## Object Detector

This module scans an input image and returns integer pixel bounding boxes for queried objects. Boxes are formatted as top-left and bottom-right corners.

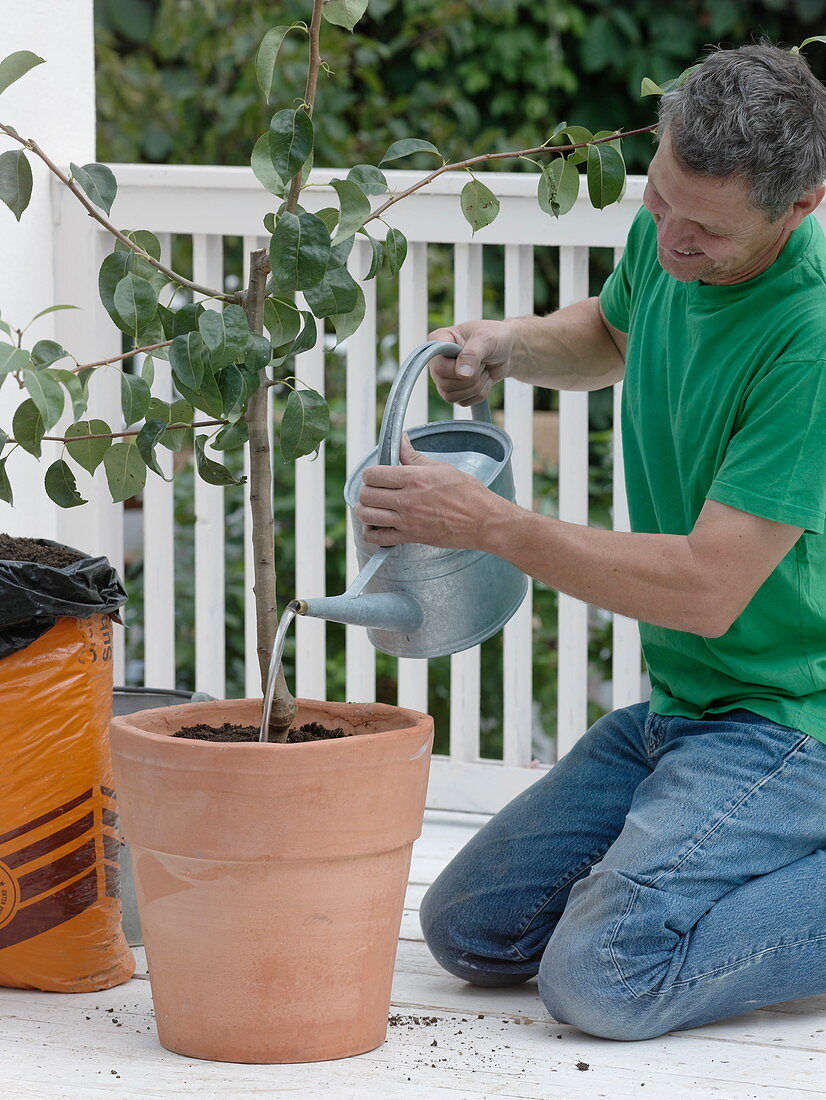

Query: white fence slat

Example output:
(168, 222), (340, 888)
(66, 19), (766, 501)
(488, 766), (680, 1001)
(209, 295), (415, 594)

(397, 243), (430, 713)
(141, 231), (176, 689)
(556, 246), (590, 758)
(609, 245), (643, 710)
(294, 306), (327, 701)
(448, 244), (484, 762)
(611, 378), (643, 710)
(502, 245), (534, 767)
(192, 234), (226, 697)
(241, 236), (264, 698)
(345, 240), (377, 702)
(48, 202), (125, 679)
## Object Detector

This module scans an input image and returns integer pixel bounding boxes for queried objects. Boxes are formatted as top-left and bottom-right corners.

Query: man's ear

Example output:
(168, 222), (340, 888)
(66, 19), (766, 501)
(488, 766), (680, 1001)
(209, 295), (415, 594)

(786, 184), (825, 229)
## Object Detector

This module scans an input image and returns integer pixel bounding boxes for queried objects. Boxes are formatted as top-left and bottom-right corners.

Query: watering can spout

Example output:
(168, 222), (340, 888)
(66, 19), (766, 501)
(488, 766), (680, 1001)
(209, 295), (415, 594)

(295, 591), (424, 635)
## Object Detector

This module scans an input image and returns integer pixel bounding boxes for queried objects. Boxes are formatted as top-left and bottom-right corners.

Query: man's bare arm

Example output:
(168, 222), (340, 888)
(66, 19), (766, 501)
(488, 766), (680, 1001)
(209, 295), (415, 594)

(356, 446), (803, 638)
(428, 296), (626, 405)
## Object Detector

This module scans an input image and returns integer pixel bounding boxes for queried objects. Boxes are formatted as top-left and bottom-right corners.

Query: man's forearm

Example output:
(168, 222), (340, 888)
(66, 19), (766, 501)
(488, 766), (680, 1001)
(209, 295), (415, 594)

(505, 297), (625, 392)
(481, 500), (724, 637)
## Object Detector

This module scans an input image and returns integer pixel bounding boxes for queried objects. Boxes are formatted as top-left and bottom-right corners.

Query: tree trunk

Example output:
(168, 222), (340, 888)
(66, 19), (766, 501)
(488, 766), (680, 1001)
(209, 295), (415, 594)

(243, 248), (296, 742)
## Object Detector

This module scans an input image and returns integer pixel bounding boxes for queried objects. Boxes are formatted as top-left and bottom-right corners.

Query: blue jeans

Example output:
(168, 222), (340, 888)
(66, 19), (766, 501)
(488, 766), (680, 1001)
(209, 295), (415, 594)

(420, 704), (826, 1040)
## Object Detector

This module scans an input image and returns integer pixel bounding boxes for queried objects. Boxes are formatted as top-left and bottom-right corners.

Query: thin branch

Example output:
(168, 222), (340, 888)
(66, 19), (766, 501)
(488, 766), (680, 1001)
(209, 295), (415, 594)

(286, 0), (326, 213)
(366, 124), (657, 225)
(73, 339), (174, 372)
(13, 419), (226, 445)
(0, 122), (239, 304)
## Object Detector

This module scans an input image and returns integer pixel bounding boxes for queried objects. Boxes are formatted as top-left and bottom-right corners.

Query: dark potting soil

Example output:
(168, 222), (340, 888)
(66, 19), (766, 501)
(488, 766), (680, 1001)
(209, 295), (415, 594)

(171, 720), (351, 744)
(0, 533), (85, 568)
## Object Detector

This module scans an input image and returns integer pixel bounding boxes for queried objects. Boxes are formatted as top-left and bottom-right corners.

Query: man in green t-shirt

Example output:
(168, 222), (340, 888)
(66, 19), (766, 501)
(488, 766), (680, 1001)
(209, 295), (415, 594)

(356, 44), (826, 1040)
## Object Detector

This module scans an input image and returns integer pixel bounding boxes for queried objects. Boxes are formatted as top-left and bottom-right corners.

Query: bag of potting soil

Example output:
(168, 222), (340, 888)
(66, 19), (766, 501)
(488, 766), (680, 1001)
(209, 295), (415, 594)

(0, 536), (134, 992)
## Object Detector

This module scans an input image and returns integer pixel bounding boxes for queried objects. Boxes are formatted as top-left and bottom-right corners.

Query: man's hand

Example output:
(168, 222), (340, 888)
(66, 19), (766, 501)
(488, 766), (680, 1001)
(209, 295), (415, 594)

(428, 321), (515, 407)
(355, 436), (506, 549)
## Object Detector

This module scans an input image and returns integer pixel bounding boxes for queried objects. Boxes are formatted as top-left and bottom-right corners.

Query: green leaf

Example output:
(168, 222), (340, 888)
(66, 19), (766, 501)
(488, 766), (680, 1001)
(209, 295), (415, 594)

(113, 273), (158, 333)
(212, 420), (249, 451)
(268, 108), (313, 184)
(65, 420), (111, 473)
(21, 368), (64, 429)
(137, 418), (173, 479)
(218, 363), (246, 420)
(460, 179), (500, 233)
(347, 164), (388, 196)
(256, 25), (293, 101)
(45, 459), (87, 508)
(194, 435), (245, 486)
(270, 210), (332, 292)
(360, 232), (384, 280)
(322, 0), (369, 31)
(303, 263), (360, 318)
(31, 339), (68, 368)
(251, 132), (287, 197)
(0, 457), (11, 505)
(280, 387), (330, 460)
(0, 149), (33, 221)
(264, 297), (301, 349)
(379, 138), (441, 167)
(798, 36), (826, 51)
(114, 229), (162, 261)
(70, 162), (117, 216)
(0, 427), (8, 455)
(121, 371), (152, 426)
(146, 398), (192, 452)
(0, 50), (45, 96)
(290, 311), (318, 357)
(330, 177), (372, 244)
(51, 369), (88, 421)
(172, 302), (205, 337)
(141, 353), (155, 386)
(538, 157), (580, 218)
(587, 143), (626, 210)
(198, 304), (250, 367)
(12, 399), (44, 457)
(25, 303), (80, 327)
(385, 227), (408, 275)
(245, 332), (272, 374)
(640, 76), (665, 97)
(0, 342), (31, 377)
(315, 206), (339, 234)
(169, 331), (207, 390)
(104, 439), (147, 502)
(548, 126), (593, 165)
(329, 284), (365, 347)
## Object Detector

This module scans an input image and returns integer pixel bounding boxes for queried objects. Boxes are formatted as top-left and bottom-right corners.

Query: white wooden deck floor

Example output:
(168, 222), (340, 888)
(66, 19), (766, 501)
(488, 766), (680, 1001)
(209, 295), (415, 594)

(1, 810), (823, 1099)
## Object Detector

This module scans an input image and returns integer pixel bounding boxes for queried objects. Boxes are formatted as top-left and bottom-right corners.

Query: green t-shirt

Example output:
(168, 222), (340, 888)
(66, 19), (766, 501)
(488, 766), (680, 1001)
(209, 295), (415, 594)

(600, 207), (826, 743)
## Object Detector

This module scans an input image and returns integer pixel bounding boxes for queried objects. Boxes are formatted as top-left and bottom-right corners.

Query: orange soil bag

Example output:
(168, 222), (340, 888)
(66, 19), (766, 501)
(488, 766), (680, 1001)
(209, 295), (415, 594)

(0, 614), (134, 991)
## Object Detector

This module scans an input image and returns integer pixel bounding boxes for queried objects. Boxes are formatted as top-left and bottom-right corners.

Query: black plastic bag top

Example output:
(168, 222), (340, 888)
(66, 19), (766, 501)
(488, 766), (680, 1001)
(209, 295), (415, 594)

(0, 538), (127, 659)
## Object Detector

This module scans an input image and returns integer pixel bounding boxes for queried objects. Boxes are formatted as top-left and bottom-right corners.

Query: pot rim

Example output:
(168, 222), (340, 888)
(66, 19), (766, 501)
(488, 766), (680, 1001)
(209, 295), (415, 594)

(110, 696), (433, 756)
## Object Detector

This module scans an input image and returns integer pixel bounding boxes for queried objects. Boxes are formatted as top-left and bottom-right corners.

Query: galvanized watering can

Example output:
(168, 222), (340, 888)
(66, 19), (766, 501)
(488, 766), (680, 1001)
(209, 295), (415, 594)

(294, 341), (528, 658)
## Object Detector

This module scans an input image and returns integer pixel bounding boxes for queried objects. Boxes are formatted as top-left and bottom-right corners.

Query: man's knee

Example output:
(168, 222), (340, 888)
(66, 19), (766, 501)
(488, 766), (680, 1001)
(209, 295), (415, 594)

(420, 875), (536, 988)
(537, 872), (675, 1041)
(538, 922), (659, 1040)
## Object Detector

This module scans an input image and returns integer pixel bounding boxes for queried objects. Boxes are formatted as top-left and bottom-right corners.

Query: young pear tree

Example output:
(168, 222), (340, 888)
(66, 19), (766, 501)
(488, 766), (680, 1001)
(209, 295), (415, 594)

(0, 0), (686, 739)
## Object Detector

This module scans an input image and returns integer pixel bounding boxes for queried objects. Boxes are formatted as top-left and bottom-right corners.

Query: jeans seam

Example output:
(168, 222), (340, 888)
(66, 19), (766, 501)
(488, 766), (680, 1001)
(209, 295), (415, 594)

(509, 849), (609, 962)
(648, 732), (812, 888)
(607, 878), (645, 999)
(641, 932), (826, 994)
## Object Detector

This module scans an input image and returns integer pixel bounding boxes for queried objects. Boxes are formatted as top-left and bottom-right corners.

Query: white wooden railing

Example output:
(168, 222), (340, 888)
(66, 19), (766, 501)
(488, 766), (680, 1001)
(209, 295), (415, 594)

(43, 166), (648, 813)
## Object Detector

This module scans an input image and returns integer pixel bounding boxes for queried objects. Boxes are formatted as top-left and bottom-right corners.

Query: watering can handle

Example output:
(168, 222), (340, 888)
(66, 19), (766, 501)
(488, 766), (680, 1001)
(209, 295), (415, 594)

(376, 341), (493, 467)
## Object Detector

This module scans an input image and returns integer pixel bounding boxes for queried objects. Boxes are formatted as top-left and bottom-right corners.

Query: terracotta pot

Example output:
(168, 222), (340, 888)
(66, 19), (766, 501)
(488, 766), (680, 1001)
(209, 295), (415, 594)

(108, 697), (433, 1064)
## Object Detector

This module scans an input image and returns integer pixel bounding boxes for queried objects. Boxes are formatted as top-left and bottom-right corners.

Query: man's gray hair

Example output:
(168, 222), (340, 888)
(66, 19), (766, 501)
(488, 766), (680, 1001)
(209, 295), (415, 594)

(658, 44), (826, 221)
